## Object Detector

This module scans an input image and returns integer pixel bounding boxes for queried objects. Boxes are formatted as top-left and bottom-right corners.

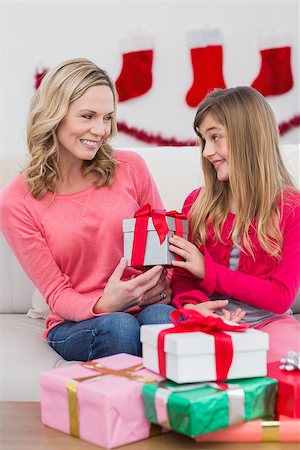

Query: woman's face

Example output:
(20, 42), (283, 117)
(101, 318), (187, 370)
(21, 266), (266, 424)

(56, 85), (114, 164)
(198, 113), (229, 182)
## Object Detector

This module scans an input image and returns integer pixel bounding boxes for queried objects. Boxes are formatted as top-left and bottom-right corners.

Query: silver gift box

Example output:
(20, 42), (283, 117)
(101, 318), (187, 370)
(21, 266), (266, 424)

(123, 216), (188, 267)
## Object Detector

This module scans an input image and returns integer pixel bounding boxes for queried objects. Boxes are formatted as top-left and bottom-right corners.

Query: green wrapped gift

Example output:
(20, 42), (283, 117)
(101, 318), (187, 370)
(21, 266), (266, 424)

(142, 377), (277, 437)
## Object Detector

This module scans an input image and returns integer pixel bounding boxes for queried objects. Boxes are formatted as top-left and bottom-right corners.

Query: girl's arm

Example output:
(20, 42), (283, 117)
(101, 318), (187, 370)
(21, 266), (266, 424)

(170, 203), (300, 314)
(170, 188), (210, 308)
(171, 265), (210, 309)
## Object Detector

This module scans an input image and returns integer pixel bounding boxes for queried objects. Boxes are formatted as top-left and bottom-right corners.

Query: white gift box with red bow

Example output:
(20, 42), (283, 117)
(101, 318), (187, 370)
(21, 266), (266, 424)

(141, 323), (269, 383)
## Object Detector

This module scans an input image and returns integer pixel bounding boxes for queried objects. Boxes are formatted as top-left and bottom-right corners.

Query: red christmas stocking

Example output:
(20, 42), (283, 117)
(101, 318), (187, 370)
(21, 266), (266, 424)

(185, 29), (226, 107)
(251, 32), (293, 96)
(34, 67), (49, 89)
(115, 32), (154, 102)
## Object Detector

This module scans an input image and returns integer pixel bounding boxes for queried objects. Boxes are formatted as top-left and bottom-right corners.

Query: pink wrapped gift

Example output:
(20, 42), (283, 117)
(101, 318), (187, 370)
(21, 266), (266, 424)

(40, 353), (164, 449)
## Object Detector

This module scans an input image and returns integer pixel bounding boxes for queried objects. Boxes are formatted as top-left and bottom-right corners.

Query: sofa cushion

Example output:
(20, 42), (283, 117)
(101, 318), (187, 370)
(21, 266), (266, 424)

(27, 289), (50, 320)
(0, 234), (35, 313)
(0, 314), (77, 401)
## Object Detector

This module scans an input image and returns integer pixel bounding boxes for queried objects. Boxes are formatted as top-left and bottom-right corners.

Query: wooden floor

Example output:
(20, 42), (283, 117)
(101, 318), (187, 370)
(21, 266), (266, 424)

(0, 402), (299, 450)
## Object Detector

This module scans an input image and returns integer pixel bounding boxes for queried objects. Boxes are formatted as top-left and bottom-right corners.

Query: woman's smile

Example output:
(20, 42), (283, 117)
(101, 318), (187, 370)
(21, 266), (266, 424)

(80, 138), (100, 150)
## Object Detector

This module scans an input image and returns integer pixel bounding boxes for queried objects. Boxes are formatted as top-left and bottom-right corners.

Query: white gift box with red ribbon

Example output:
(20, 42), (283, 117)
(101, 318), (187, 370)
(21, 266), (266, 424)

(141, 322), (269, 384)
(123, 204), (188, 268)
(123, 216), (188, 267)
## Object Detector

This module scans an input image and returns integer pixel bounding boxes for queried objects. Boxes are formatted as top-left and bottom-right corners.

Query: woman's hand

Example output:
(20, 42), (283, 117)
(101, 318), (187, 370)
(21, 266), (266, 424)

(183, 300), (246, 323)
(93, 258), (164, 313)
(139, 269), (171, 308)
(169, 234), (205, 278)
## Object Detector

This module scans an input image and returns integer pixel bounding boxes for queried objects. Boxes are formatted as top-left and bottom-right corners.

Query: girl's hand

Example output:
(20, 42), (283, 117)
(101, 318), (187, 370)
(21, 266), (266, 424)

(94, 258), (164, 313)
(183, 300), (246, 323)
(220, 307), (246, 323)
(139, 269), (172, 308)
(169, 234), (205, 278)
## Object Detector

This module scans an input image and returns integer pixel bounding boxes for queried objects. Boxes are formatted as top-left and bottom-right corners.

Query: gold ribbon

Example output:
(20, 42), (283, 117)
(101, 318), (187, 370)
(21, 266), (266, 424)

(66, 361), (158, 438)
(261, 419), (280, 442)
(66, 379), (81, 438)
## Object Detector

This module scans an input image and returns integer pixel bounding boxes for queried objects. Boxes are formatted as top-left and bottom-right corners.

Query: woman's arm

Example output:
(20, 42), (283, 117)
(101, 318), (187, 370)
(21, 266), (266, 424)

(0, 183), (105, 322)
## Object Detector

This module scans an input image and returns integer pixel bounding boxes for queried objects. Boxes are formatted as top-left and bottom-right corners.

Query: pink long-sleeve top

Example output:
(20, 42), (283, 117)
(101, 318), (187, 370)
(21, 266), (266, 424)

(171, 188), (300, 314)
(0, 150), (164, 337)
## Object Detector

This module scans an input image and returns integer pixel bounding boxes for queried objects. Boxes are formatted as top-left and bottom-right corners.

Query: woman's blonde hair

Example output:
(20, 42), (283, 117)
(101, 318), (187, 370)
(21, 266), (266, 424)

(25, 58), (118, 198)
(191, 86), (296, 259)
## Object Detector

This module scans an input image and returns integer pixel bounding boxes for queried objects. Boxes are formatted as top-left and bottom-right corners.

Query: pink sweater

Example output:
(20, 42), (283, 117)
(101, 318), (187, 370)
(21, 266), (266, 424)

(171, 188), (300, 314)
(0, 150), (164, 337)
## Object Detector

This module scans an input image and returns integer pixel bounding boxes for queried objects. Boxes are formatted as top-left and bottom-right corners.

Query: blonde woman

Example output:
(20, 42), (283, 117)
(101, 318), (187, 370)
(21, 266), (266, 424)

(0, 58), (240, 361)
(0, 58), (177, 361)
(169, 86), (300, 362)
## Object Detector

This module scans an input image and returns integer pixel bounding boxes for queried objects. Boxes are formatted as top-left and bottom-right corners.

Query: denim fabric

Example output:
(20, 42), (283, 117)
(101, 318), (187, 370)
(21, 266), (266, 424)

(48, 303), (175, 361)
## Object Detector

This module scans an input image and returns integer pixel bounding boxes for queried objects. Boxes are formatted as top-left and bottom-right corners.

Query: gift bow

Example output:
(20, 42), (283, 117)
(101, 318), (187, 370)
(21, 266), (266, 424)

(158, 308), (249, 381)
(131, 203), (187, 267)
(279, 350), (300, 371)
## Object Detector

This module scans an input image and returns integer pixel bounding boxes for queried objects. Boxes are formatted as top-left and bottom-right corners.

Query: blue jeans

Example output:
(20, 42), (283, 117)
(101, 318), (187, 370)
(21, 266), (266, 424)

(48, 304), (175, 361)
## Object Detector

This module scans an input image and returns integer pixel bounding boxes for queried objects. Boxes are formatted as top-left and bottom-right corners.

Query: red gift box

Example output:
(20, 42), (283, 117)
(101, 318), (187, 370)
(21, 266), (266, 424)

(195, 415), (300, 442)
(267, 361), (300, 418)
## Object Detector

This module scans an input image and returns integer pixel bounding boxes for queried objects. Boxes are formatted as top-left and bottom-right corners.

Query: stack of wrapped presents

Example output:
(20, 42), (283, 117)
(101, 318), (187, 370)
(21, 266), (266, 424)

(39, 207), (300, 448)
(140, 313), (300, 443)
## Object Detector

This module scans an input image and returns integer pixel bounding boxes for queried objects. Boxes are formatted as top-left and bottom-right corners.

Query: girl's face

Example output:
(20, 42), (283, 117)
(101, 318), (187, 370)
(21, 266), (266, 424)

(56, 85), (114, 165)
(198, 113), (229, 182)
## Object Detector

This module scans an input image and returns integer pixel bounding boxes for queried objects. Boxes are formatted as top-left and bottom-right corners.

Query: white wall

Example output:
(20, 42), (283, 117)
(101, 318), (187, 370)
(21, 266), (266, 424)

(0, 0), (299, 159)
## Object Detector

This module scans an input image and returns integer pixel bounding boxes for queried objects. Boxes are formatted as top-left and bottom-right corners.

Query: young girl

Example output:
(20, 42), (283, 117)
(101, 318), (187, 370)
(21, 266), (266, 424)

(169, 86), (300, 363)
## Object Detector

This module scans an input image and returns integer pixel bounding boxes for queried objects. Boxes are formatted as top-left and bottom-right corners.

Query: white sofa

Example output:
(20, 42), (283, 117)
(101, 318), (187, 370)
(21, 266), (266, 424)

(0, 145), (299, 401)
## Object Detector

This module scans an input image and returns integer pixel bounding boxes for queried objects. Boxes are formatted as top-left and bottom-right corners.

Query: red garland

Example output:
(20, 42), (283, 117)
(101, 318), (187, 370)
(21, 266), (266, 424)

(279, 114), (300, 136)
(118, 114), (300, 146)
(117, 122), (197, 146)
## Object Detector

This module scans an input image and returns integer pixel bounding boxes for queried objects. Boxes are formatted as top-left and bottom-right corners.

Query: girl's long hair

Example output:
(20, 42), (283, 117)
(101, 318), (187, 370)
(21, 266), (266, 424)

(25, 58), (118, 198)
(191, 86), (297, 259)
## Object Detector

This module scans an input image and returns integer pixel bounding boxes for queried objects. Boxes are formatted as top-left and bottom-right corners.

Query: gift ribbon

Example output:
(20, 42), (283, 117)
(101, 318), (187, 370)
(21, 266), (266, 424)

(157, 309), (249, 380)
(66, 361), (158, 438)
(226, 384), (245, 425)
(131, 203), (187, 267)
(261, 420), (280, 441)
(279, 350), (300, 371)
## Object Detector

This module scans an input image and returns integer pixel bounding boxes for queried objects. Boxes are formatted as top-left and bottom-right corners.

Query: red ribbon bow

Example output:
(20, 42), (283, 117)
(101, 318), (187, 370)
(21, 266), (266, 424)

(131, 204), (187, 267)
(158, 308), (249, 381)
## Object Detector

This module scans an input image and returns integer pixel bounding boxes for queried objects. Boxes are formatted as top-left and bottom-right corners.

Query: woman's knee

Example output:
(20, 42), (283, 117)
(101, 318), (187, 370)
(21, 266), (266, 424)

(48, 313), (142, 361)
(137, 303), (175, 325)
(48, 321), (97, 361)
(97, 312), (140, 336)
(90, 312), (142, 358)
